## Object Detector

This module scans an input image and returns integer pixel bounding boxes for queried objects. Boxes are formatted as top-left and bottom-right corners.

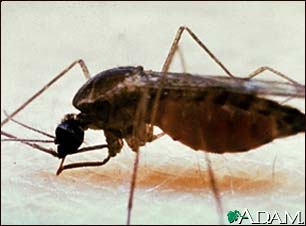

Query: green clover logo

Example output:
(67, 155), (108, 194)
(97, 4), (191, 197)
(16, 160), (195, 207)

(227, 210), (248, 223)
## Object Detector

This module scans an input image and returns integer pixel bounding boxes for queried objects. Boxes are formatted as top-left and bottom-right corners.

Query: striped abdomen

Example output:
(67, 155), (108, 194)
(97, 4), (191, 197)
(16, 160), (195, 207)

(154, 89), (305, 153)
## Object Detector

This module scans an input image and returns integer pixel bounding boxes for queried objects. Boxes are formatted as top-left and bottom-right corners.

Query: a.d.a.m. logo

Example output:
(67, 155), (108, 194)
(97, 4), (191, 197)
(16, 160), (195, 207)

(227, 209), (304, 224)
(227, 210), (248, 223)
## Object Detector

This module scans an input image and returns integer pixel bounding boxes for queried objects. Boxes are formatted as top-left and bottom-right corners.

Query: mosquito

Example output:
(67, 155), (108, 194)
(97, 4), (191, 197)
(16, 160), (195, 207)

(1, 26), (305, 225)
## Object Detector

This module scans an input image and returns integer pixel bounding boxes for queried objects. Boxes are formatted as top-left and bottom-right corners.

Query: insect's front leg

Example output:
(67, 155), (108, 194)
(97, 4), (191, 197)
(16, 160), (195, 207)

(1, 59), (91, 127)
(55, 131), (123, 175)
(55, 130), (123, 175)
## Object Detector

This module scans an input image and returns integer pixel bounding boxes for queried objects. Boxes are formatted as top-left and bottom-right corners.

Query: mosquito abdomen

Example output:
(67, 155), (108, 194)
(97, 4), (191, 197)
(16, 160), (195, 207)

(154, 89), (305, 154)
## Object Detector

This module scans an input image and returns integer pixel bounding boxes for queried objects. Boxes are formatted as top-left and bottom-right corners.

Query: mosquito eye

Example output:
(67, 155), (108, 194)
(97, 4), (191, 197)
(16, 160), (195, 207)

(55, 120), (84, 158)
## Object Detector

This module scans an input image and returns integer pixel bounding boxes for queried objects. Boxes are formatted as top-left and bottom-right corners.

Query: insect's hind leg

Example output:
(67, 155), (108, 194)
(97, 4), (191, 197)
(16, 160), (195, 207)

(246, 66), (304, 104)
(205, 153), (224, 224)
(1, 59), (91, 127)
(246, 66), (301, 85)
(151, 26), (239, 128)
(151, 26), (237, 125)
(246, 67), (304, 175)
(161, 26), (235, 78)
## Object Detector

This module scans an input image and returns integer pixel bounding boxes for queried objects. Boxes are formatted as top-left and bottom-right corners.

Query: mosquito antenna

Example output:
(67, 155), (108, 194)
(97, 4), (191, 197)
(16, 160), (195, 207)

(4, 110), (55, 138)
(1, 138), (54, 143)
(1, 130), (58, 157)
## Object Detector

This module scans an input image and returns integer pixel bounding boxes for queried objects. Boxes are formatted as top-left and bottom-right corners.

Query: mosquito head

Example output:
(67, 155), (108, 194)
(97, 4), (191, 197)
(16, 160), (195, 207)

(55, 114), (84, 158)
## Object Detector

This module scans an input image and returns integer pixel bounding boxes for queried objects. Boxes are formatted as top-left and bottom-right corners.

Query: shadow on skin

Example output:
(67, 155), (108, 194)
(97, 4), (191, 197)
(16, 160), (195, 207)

(47, 161), (289, 195)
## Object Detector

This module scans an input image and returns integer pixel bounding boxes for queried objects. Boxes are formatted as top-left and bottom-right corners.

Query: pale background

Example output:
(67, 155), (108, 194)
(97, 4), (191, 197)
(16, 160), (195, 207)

(1, 2), (305, 225)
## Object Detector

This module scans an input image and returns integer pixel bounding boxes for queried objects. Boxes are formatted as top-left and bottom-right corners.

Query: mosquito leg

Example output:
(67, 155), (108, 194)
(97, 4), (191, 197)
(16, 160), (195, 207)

(246, 66), (302, 104)
(151, 26), (236, 128)
(127, 148), (140, 225)
(56, 154), (111, 175)
(205, 153), (224, 225)
(58, 132), (119, 175)
(246, 66), (301, 85)
(1, 138), (53, 143)
(1, 59), (90, 127)
(161, 26), (235, 78)
(125, 83), (153, 224)
(1, 130), (58, 157)
(1, 129), (110, 159)
(3, 110), (55, 138)
(129, 26), (233, 224)
(196, 124), (223, 224)
(125, 111), (163, 225)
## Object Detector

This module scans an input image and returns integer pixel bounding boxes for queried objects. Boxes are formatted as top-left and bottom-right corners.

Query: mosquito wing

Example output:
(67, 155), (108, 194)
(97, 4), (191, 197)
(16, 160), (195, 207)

(142, 71), (305, 98)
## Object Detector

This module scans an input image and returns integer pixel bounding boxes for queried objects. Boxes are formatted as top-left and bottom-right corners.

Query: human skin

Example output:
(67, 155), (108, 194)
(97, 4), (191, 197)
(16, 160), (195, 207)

(1, 2), (305, 224)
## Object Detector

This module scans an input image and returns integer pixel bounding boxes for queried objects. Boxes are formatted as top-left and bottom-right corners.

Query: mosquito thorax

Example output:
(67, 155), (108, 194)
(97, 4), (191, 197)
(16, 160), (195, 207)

(54, 114), (84, 158)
